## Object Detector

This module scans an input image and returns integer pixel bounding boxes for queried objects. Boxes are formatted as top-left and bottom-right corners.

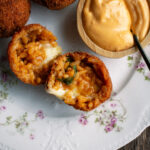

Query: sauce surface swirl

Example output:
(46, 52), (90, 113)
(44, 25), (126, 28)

(82, 0), (150, 51)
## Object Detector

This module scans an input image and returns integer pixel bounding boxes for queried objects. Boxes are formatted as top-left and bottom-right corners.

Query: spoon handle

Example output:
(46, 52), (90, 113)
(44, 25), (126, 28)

(133, 34), (150, 71)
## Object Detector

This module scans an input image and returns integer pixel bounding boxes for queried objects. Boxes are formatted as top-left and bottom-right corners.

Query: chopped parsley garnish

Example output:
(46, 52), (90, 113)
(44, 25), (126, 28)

(66, 56), (74, 63)
(57, 65), (77, 85)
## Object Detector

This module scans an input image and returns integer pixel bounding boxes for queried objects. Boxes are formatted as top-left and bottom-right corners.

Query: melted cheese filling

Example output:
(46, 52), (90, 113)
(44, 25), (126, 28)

(47, 58), (104, 106)
(49, 87), (68, 98)
(16, 41), (61, 84)
(48, 86), (79, 99)
(41, 43), (62, 64)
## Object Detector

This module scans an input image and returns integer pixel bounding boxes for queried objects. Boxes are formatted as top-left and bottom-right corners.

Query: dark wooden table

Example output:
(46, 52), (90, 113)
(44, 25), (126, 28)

(119, 127), (150, 150)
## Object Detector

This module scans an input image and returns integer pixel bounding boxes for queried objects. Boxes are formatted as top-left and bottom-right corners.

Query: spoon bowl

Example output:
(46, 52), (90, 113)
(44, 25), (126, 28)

(77, 0), (150, 58)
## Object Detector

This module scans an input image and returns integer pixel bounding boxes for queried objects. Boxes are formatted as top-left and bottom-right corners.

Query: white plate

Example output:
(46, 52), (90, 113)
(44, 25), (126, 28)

(0, 2), (150, 150)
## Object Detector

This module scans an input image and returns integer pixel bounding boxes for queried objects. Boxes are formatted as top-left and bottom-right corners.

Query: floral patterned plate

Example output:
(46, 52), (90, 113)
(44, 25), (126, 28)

(0, 2), (150, 150)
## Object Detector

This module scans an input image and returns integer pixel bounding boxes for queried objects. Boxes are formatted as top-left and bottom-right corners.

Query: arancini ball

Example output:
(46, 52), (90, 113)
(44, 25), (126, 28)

(8, 24), (62, 85)
(33, 0), (75, 10)
(46, 52), (112, 111)
(0, 0), (30, 37)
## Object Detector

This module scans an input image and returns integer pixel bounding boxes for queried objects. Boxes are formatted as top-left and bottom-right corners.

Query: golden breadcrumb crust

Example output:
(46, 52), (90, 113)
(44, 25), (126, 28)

(8, 24), (59, 85)
(0, 0), (30, 37)
(46, 52), (112, 111)
(33, 0), (75, 10)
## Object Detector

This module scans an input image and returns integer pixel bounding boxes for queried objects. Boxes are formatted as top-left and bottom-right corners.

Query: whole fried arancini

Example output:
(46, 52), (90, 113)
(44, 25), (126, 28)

(33, 0), (75, 10)
(46, 52), (112, 111)
(0, 0), (30, 37)
(8, 24), (62, 85)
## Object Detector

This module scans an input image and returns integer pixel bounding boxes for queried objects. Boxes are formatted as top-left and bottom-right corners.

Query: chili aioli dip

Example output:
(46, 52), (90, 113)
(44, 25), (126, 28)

(82, 0), (150, 51)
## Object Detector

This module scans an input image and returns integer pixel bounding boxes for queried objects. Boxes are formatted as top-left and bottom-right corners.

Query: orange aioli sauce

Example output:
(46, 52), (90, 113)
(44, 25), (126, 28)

(82, 0), (150, 51)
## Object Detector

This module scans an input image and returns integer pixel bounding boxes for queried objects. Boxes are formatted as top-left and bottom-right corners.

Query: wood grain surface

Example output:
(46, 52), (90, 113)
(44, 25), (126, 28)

(119, 127), (150, 150)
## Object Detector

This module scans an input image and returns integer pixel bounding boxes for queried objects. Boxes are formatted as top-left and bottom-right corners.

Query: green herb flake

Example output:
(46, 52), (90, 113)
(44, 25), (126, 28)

(95, 118), (99, 123)
(57, 65), (77, 85)
(58, 77), (74, 85)
(145, 76), (150, 81)
(66, 56), (73, 63)
(127, 56), (133, 61)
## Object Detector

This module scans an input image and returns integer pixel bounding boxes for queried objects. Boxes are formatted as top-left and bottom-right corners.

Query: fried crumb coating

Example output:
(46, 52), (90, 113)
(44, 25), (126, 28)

(0, 0), (30, 37)
(33, 0), (75, 10)
(8, 24), (62, 85)
(46, 52), (112, 111)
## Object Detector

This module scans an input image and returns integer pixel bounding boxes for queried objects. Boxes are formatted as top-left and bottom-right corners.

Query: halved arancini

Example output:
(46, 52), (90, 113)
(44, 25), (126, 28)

(46, 52), (112, 111)
(8, 24), (62, 85)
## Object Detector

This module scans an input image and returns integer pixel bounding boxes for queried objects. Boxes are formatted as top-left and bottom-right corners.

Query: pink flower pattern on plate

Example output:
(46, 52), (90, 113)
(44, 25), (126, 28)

(36, 110), (45, 119)
(79, 114), (88, 125)
(128, 55), (150, 81)
(79, 100), (126, 133)
(0, 106), (6, 111)
(105, 125), (113, 132)
(111, 116), (117, 125)
(110, 103), (117, 108)
(0, 55), (46, 140)
(136, 62), (145, 69)
(30, 134), (35, 140)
